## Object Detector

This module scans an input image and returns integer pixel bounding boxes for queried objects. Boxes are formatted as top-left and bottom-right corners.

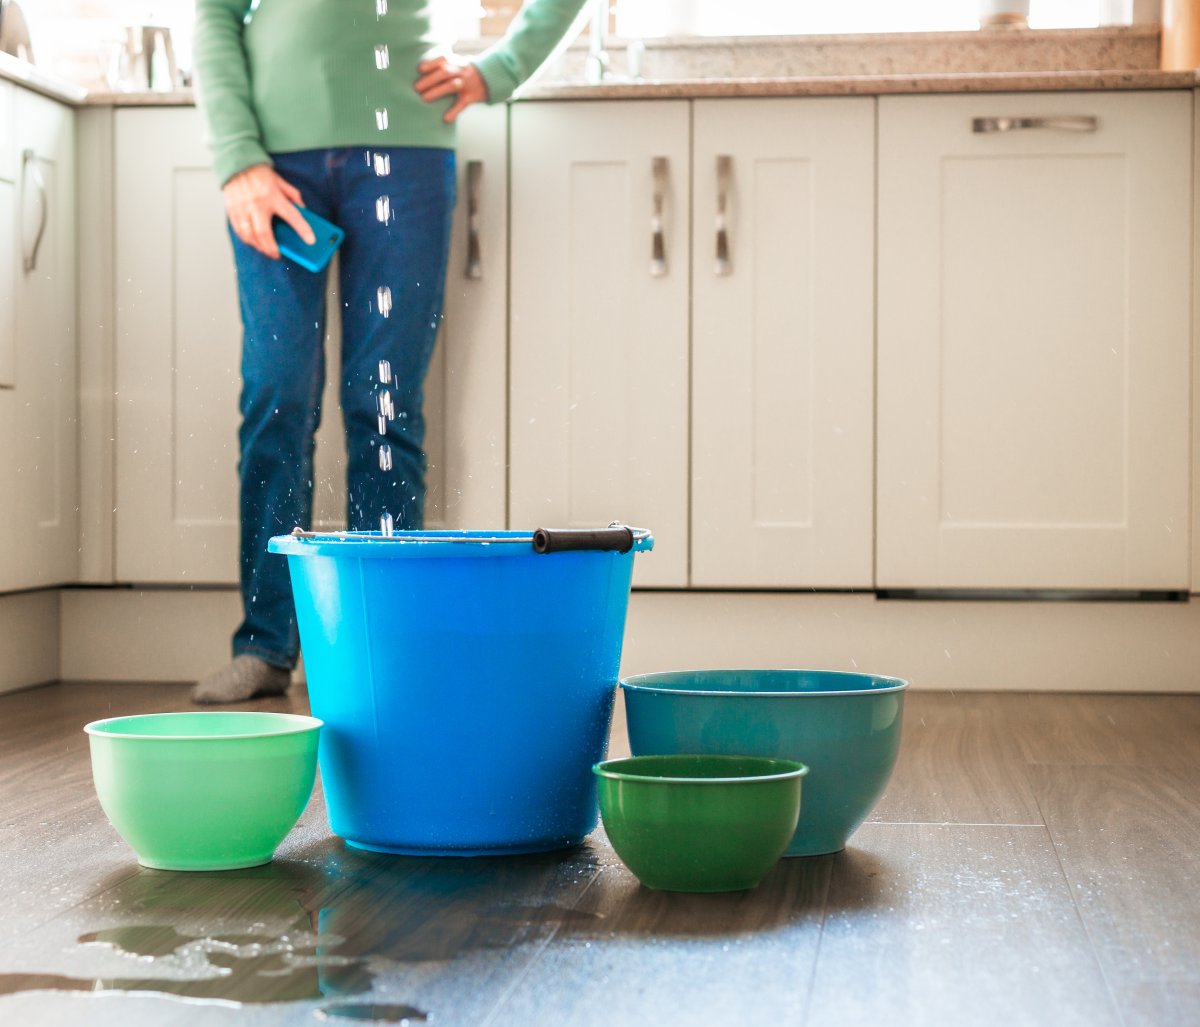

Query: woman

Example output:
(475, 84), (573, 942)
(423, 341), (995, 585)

(191, 0), (587, 703)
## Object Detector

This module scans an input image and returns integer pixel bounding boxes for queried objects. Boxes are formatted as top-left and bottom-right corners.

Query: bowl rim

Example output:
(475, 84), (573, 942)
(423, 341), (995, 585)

(620, 668), (909, 698)
(84, 711), (324, 741)
(593, 754), (809, 785)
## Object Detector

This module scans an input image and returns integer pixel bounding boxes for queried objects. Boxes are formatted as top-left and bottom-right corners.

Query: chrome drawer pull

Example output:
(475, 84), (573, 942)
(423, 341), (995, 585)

(972, 115), (1099, 134)
(715, 154), (732, 276)
(650, 156), (668, 277)
(465, 159), (482, 280)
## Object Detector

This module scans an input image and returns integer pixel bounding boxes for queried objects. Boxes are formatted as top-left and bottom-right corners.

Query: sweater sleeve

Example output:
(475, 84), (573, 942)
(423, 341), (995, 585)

(192, 0), (271, 186)
(473, 0), (590, 104)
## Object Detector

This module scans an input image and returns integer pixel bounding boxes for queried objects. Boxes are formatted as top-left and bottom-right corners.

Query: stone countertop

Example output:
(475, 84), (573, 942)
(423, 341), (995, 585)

(519, 68), (1200, 100)
(0, 51), (86, 104)
(67, 68), (1200, 109)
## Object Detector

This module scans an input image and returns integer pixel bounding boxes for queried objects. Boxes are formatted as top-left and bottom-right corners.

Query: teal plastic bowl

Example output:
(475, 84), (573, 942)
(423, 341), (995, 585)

(595, 755), (808, 893)
(85, 712), (322, 871)
(620, 670), (907, 856)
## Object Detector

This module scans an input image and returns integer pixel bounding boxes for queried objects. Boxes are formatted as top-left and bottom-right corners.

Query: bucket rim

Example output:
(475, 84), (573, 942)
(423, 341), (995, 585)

(269, 528), (654, 557)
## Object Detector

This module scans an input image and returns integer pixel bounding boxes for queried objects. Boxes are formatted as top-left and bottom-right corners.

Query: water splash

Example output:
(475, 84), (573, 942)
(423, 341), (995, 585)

(376, 286), (392, 318)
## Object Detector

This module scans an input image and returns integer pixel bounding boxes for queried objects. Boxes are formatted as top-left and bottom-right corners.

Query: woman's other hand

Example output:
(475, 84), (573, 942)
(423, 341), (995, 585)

(223, 165), (314, 259)
(415, 56), (488, 123)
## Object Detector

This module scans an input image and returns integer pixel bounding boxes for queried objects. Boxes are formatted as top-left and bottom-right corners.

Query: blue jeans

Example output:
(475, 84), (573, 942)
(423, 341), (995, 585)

(228, 147), (456, 668)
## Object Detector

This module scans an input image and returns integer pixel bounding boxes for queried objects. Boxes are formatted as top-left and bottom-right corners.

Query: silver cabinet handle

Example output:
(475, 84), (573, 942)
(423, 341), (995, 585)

(21, 149), (48, 275)
(465, 159), (482, 280)
(715, 154), (732, 276)
(650, 156), (668, 277)
(972, 115), (1098, 134)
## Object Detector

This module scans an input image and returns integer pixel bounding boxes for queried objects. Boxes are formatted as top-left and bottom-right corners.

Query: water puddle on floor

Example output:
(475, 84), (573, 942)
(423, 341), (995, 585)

(0, 842), (603, 1015)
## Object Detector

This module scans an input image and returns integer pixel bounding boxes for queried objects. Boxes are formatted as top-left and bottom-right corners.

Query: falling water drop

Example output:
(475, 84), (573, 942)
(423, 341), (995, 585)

(375, 108), (389, 131)
(373, 153), (391, 177)
(377, 414), (387, 435)
(376, 286), (392, 318)
(375, 196), (391, 223)
(375, 44), (390, 70)
(378, 390), (395, 421)
(376, 0), (388, 16)
(380, 512), (394, 536)
(378, 444), (393, 472)
(378, 359), (392, 384)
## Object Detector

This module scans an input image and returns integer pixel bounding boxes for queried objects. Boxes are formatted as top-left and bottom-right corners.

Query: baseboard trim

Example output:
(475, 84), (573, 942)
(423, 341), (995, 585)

(0, 591), (61, 694)
(50, 586), (1200, 692)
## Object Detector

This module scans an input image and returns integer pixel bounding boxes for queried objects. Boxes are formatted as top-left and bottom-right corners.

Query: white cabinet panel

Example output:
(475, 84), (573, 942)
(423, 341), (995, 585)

(878, 91), (1193, 590)
(114, 107), (506, 583)
(0, 178), (13, 387)
(691, 98), (875, 588)
(115, 108), (247, 583)
(510, 101), (690, 587)
(0, 80), (13, 182)
(1, 88), (78, 591)
(424, 103), (508, 530)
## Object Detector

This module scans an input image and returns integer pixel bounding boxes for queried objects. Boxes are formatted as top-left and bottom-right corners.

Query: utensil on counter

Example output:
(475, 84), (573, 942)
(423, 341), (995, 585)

(120, 25), (180, 91)
(594, 754), (808, 892)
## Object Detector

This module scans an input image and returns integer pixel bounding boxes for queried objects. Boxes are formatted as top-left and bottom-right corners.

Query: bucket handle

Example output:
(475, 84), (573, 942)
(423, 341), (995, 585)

(533, 525), (639, 554)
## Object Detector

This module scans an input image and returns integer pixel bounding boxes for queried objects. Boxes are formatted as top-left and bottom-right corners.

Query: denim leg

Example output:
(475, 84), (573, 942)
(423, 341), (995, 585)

(229, 151), (336, 668)
(333, 147), (456, 531)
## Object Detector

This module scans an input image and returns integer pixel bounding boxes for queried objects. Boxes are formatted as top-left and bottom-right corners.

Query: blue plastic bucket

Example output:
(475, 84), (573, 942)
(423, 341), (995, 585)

(268, 528), (653, 856)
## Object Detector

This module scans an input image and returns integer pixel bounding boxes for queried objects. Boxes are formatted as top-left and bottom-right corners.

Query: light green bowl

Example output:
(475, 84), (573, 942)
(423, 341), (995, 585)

(85, 712), (322, 871)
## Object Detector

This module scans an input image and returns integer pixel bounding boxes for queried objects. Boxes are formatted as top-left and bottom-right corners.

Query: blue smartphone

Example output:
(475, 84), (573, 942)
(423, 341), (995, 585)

(274, 207), (345, 272)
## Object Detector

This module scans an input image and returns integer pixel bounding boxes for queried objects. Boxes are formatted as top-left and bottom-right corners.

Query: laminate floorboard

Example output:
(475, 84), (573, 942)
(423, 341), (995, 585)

(805, 822), (1120, 1027)
(487, 837), (832, 1027)
(2, 685), (1198, 1025)
(1030, 762), (1200, 1025)
(869, 692), (1043, 826)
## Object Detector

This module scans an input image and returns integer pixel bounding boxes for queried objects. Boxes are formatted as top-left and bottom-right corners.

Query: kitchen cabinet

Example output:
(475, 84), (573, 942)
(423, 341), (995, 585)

(877, 91), (1193, 591)
(0, 80), (14, 386)
(0, 87), (78, 592)
(510, 97), (874, 589)
(112, 105), (506, 584)
(691, 98), (875, 588)
(509, 101), (691, 587)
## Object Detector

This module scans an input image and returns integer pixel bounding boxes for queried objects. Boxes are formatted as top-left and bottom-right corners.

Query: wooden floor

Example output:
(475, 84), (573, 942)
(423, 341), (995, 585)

(0, 683), (1197, 1026)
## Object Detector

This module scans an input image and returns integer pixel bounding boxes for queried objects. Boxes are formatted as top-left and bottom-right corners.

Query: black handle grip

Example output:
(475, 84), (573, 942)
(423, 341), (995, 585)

(533, 526), (635, 554)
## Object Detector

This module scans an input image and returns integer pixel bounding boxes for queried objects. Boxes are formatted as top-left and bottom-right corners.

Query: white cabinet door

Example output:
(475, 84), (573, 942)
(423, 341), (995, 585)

(115, 108), (252, 583)
(691, 98), (875, 588)
(878, 92), (1193, 590)
(424, 104), (508, 530)
(509, 101), (690, 586)
(2, 89), (78, 591)
(114, 108), (351, 583)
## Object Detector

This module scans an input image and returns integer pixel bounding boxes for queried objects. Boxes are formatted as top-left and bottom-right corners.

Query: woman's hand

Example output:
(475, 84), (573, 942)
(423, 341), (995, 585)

(415, 55), (488, 123)
(223, 164), (314, 259)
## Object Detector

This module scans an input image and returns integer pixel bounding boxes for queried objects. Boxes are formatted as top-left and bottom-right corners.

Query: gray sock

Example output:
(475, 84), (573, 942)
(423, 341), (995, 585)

(192, 654), (291, 705)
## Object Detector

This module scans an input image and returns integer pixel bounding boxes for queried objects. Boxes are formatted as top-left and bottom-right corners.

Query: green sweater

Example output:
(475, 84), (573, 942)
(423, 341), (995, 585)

(194, 0), (587, 185)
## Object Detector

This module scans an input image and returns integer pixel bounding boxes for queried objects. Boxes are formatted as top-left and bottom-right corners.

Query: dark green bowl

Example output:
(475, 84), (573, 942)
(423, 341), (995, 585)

(593, 754), (808, 893)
